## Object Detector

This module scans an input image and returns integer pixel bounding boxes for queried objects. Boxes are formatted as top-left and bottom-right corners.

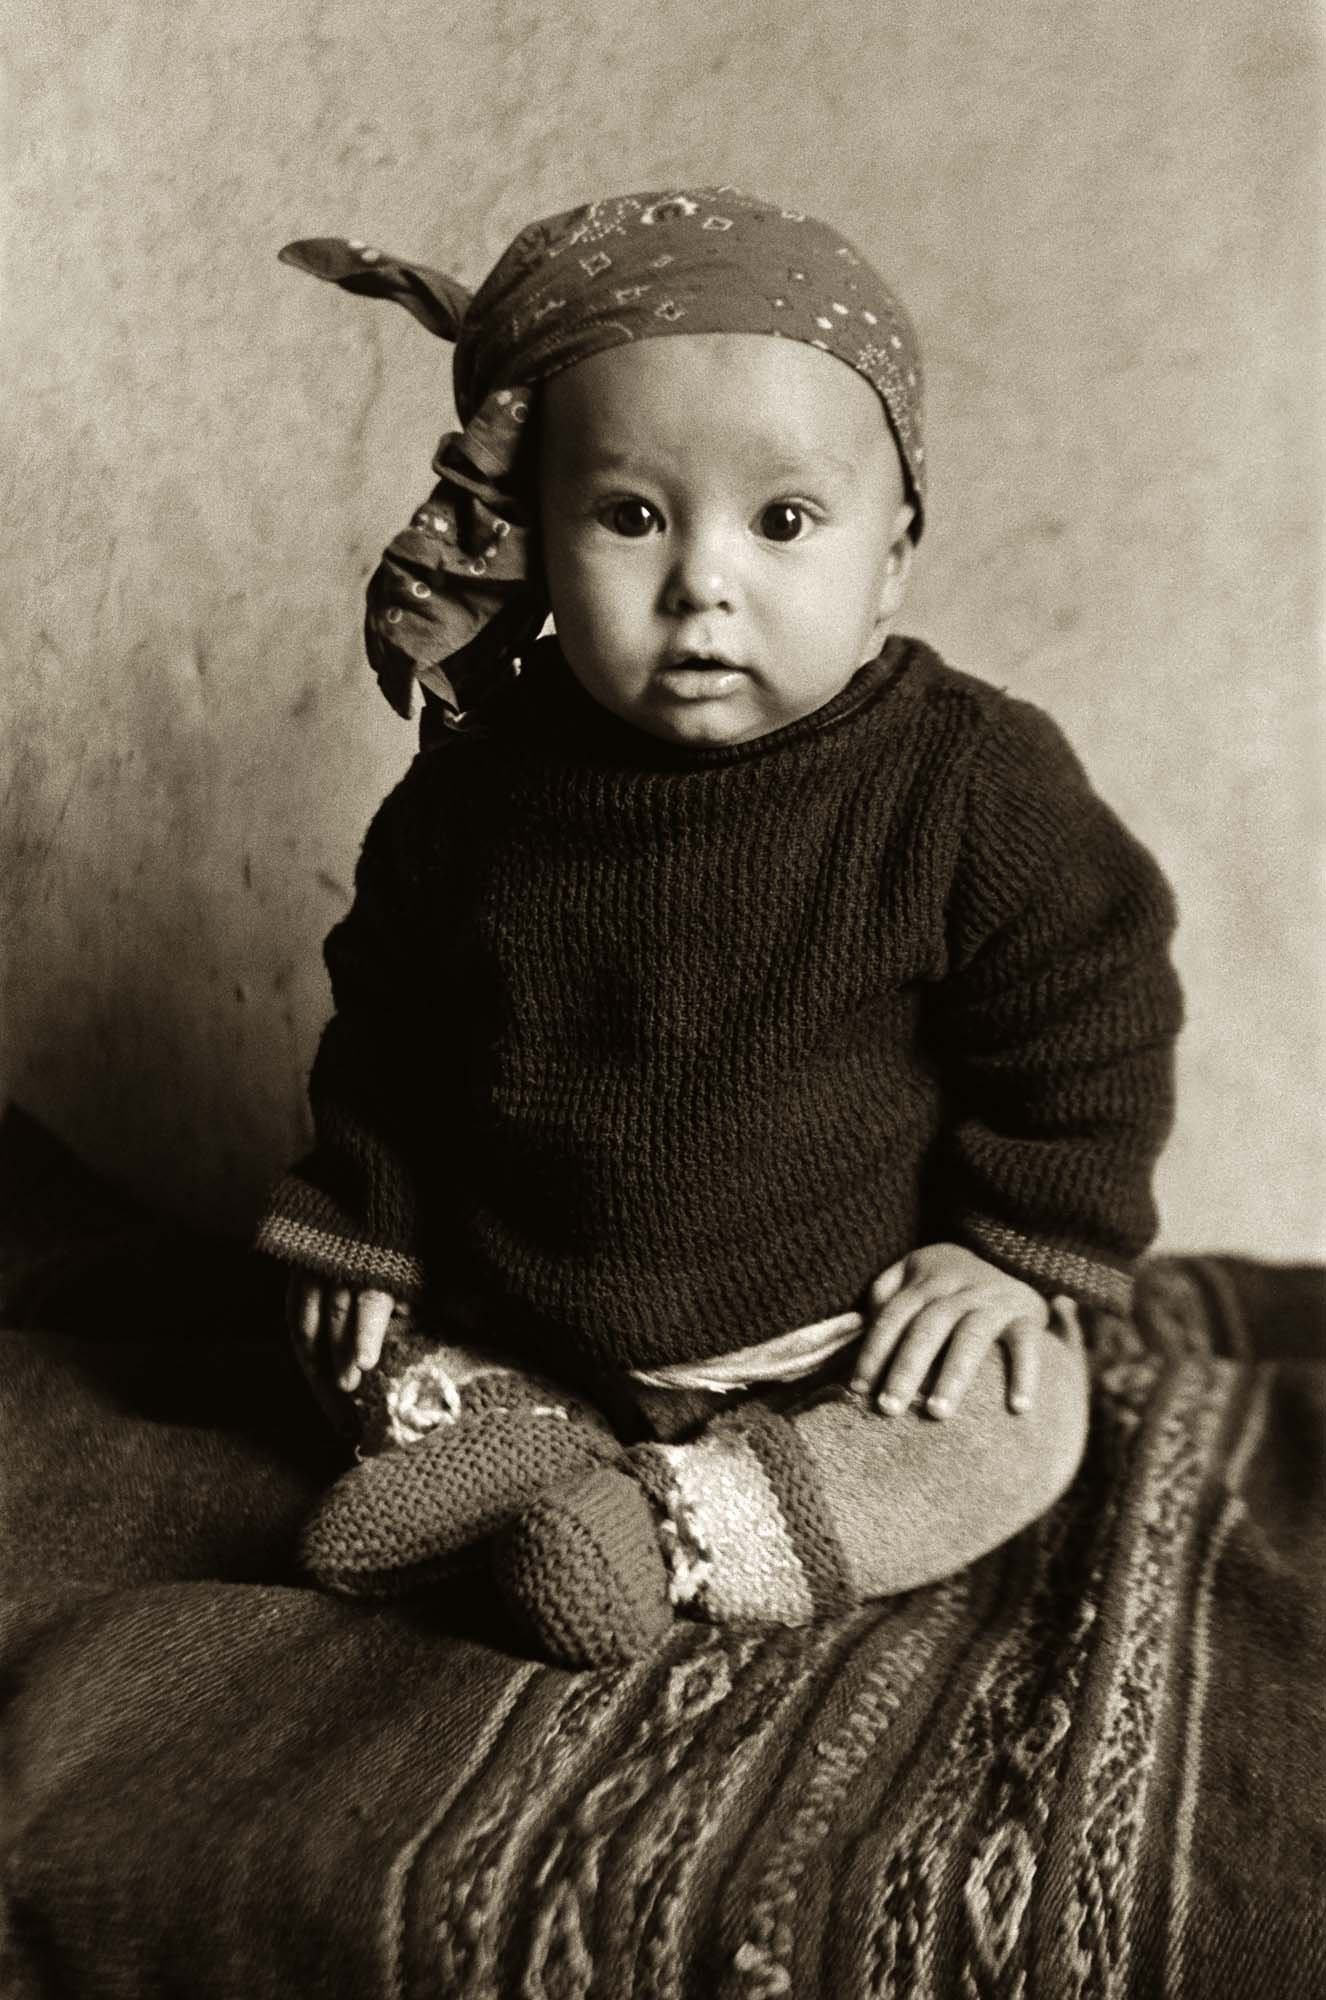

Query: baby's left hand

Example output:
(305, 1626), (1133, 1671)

(851, 1242), (1074, 1419)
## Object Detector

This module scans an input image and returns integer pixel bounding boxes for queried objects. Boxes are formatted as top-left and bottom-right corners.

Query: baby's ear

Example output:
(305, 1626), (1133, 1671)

(875, 500), (916, 622)
(278, 238), (473, 343)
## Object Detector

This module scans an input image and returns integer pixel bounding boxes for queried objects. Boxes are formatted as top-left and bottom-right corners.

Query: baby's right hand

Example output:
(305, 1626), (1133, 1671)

(286, 1274), (400, 1396)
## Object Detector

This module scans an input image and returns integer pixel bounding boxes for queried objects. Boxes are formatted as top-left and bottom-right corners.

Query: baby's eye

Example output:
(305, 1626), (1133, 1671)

(599, 498), (662, 538)
(758, 502), (811, 543)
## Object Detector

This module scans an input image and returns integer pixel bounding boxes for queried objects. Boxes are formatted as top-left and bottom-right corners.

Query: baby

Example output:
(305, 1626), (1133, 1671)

(259, 189), (1182, 1667)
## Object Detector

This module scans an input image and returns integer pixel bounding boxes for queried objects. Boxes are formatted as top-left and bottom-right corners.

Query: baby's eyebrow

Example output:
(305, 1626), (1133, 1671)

(564, 447), (646, 476)
(759, 452), (857, 487)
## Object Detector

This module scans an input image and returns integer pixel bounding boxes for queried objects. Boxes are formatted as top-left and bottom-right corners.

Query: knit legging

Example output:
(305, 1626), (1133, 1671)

(298, 1317), (1090, 1620)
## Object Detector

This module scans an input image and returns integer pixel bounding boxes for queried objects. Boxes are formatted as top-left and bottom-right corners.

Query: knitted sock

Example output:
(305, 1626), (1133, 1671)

(492, 1465), (674, 1670)
(631, 1401), (856, 1627)
(630, 1335), (1090, 1624)
(301, 1371), (622, 1598)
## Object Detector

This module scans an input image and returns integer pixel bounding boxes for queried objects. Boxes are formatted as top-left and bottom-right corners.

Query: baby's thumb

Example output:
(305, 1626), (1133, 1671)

(869, 1258), (909, 1308)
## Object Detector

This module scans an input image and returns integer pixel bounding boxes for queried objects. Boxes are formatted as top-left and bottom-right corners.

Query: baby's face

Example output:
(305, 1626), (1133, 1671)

(538, 334), (914, 747)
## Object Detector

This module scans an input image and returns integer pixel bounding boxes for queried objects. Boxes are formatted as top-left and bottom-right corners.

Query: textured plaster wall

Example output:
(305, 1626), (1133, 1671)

(4, 0), (1323, 1254)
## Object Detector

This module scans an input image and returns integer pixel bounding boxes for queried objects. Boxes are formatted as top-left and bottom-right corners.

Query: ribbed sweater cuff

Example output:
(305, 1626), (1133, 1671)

(255, 1173), (426, 1300)
(957, 1216), (1135, 1315)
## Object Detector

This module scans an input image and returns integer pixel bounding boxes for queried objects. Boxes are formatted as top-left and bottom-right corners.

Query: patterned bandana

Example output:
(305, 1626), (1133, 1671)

(281, 188), (925, 725)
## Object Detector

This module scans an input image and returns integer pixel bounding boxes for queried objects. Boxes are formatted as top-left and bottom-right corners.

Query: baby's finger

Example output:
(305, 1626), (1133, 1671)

(868, 1258), (910, 1310)
(1051, 1295), (1084, 1347)
(923, 1310), (1010, 1418)
(1005, 1319), (1046, 1413)
(875, 1299), (966, 1414)
(324, 1287), (358, 1389)
(852, 1291), (923, 1395)
(353, 1289), (395, 1373)
(287, 1273), (321, 1348)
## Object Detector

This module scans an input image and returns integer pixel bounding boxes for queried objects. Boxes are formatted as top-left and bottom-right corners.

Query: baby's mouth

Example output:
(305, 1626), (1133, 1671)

(656, 654), (748, 698)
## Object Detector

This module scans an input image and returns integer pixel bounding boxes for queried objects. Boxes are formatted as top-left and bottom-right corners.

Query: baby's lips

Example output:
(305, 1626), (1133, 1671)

(663, 649), (744, 672)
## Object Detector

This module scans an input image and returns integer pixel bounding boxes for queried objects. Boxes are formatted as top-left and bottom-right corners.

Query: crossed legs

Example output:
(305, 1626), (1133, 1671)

(296, 1315), (1090, 1666)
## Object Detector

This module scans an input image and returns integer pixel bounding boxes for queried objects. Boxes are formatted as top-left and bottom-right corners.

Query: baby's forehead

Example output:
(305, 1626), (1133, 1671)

(542, 331), (897, 473)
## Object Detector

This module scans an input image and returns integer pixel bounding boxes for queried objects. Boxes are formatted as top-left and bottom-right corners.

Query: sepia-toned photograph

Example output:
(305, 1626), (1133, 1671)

(3, 4), (1322, 1993)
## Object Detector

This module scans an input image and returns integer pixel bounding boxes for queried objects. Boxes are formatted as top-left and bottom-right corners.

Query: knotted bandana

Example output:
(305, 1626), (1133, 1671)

(281, 188), (926, 725)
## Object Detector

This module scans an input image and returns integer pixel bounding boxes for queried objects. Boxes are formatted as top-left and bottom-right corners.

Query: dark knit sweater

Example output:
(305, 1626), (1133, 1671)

(257, 635), (1182, 1375)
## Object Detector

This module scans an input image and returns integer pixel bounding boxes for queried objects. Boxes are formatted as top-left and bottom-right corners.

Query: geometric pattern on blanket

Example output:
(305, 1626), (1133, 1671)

(370, 1320), (1313, 2000)
(1, 1105), (1323, 2000)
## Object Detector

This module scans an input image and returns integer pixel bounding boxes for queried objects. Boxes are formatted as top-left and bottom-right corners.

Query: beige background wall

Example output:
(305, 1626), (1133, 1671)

(5, 1), (1323, 1256)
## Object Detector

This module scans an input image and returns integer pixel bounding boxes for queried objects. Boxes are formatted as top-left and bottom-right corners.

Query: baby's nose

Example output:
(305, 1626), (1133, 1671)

(663, 542), (734, 615)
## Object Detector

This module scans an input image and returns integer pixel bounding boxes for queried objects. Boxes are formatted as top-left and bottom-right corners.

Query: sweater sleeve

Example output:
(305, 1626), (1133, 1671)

(923, 695), (1183, 1313)
(255, 766), (435, 1301)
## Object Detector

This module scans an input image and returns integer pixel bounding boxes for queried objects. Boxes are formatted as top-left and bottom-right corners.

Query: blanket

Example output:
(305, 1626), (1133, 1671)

(1, 1106), (1322, 1998)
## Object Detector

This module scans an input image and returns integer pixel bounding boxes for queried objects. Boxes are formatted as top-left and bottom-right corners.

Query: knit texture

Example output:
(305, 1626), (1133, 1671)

(301, 1390), (621, 1596)
(4, 1105), (1320, 2000)
(709, 1402), (857, 1617)
(626, 1327), (1088, 1632)
(635, 1427), (818, 1622)
(258, 634), (1182, 1371)
(493, 1465), (674, 1668)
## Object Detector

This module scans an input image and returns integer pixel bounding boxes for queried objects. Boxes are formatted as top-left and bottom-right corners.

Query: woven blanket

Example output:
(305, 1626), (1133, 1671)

(0, 1107), (1322, 1998)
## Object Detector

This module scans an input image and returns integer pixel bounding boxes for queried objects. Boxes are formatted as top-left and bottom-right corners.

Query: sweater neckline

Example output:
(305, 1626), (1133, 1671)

(513, 635), (912, 773)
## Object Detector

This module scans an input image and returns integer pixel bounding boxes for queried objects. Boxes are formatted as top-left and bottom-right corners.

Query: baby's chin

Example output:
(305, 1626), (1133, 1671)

(642, 709), (774, 747)
(627, 684), (794, 747)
